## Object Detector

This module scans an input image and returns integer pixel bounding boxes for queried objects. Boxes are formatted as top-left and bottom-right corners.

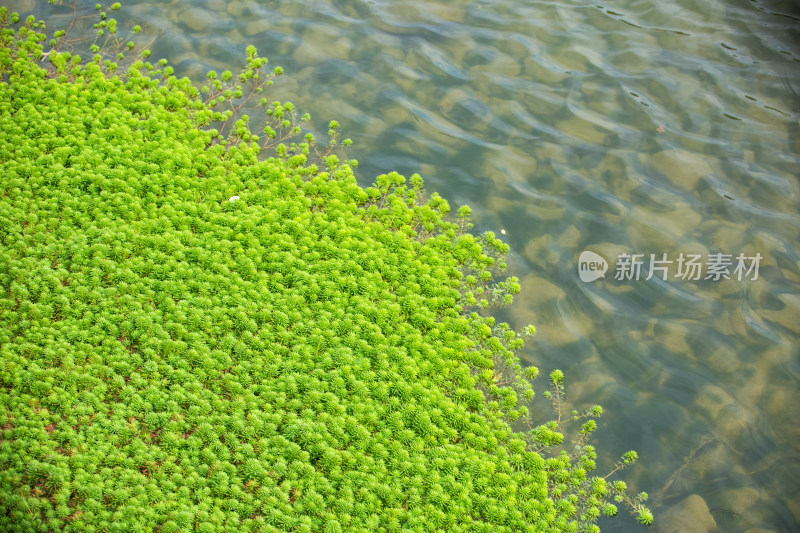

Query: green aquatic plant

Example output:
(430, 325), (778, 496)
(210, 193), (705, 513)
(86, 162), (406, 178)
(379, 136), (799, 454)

(0, 3), (651, 532)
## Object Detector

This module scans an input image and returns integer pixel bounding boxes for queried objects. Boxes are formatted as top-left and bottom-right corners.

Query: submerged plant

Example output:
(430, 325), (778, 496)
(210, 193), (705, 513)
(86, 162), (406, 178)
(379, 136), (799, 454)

(0, 3), (650, 532)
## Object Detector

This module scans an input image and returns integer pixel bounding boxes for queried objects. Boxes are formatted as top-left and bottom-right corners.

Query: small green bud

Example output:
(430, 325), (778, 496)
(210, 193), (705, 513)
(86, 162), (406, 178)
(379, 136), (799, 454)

(623, 451), (638, 464)
(636, 508), (653, 525)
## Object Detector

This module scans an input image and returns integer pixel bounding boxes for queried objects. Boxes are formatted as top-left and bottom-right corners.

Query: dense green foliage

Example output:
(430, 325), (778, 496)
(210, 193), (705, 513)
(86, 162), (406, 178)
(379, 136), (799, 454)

(0, 6), (651, 532)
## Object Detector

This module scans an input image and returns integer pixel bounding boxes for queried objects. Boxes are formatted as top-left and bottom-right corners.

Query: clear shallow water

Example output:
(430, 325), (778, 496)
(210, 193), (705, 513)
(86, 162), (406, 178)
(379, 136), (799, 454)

(21, 0), (800, 530)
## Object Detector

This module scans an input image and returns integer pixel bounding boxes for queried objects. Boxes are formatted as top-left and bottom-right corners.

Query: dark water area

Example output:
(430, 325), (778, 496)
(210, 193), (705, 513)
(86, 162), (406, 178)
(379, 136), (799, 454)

(16, 0), (800, 531)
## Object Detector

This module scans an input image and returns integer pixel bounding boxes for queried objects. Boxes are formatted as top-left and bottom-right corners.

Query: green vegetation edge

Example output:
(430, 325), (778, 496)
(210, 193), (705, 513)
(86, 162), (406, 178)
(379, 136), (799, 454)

(0, 5), (651, 532)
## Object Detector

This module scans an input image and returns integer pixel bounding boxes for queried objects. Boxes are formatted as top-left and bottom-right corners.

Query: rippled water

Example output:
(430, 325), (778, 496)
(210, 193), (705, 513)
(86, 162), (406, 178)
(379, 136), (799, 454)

(22, 0), (800, 530)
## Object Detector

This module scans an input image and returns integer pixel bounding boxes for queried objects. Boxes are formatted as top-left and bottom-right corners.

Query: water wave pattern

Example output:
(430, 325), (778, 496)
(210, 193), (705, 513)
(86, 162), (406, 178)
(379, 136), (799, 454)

(31, 0), (800, 530)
